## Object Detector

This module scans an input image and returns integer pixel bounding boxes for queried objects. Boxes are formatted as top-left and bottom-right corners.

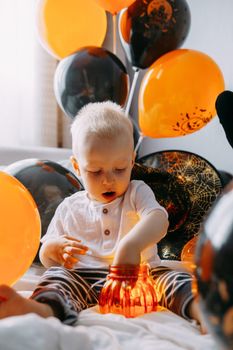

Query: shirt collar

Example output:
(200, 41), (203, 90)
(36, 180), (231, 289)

(85, 191), (123, 208)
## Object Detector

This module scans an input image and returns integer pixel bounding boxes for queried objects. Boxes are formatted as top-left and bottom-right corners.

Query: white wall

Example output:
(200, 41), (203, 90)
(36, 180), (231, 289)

(128, 0), (233, 173)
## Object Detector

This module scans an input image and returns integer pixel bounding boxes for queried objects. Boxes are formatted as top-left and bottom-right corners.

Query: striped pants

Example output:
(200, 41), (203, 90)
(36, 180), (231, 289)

(31, 266), (193, 325)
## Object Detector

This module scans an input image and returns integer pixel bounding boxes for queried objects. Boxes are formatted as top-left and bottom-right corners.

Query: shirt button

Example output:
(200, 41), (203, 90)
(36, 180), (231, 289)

(103, 208), (108, 214)
(104, 229), (110, 235)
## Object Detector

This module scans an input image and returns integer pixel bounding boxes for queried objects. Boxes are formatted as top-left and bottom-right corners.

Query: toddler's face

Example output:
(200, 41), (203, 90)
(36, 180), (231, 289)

(72, 133), (135, 203)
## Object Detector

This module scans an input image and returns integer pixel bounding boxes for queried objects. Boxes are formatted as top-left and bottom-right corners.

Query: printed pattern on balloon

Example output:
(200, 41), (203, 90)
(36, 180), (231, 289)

(172, 107), (213, 135)
(135, 150), (222, 260)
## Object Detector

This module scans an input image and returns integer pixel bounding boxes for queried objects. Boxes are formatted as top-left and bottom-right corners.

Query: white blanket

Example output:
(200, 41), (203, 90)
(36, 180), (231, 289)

(0, 267), (216, 350)
(0, 307), (216, 350)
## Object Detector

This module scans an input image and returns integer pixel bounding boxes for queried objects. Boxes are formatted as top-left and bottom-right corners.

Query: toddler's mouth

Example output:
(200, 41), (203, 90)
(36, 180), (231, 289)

(102, 191), (116, 200)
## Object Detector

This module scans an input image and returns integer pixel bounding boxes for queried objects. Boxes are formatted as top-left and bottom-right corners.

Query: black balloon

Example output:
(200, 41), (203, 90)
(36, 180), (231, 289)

(119, 0), (191, 69)
(54, 46), (129, 118)
(137, 151), (222, 260)
(195, 181), (233, 349)
(218, 170), (233, 188)
(215, 90), (233, 149)
(4, 159), (83, 262)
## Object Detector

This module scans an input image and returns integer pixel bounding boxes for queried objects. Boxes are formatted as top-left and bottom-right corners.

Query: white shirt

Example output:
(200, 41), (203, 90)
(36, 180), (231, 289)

(42, 180), (168, 268)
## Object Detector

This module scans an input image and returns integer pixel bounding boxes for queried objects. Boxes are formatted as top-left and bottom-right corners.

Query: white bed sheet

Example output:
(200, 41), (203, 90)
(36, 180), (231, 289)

(0, 307), (216, 350)
(0, 267), (216, 350)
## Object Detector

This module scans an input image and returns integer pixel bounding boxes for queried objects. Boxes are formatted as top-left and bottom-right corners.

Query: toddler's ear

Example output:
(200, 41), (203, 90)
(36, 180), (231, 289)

(70, 156), (80, 176)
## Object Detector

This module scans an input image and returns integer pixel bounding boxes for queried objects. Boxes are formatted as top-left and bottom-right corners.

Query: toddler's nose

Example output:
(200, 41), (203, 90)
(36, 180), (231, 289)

(102, 172), (114, 185)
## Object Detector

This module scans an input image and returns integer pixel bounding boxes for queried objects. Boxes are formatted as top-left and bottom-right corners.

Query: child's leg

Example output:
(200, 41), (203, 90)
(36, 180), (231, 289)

(31, 267), (109, 325)
(150, 266), (193, 319)
(150, 266), (207, 333)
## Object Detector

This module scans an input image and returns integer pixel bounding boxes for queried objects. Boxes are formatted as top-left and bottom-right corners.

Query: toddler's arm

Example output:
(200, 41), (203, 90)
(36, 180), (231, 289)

(113, 210), (169, 265)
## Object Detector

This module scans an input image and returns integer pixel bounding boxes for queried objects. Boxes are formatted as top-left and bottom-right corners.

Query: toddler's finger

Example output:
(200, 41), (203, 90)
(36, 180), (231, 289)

(63, 235), (81, 243)
(71, 242), (89, 251)
(63, 261), (76, 269)
(64, 246), (88, 255)
(62, 252), (78, 265)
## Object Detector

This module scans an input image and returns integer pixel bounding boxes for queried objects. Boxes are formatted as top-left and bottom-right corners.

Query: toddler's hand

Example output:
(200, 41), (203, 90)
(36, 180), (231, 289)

(61, 235), (89, 268)
(41, 235), (88, 269)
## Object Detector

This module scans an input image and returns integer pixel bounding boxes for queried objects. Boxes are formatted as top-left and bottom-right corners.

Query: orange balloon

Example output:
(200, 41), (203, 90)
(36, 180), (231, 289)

(0, 172), (41, 286)
(181, 235), (198, 265)
(36, 0), (107, 59)
(93, 0), (136, 14)
(139, 49), (225, 138)
(181, 236), (200, 296)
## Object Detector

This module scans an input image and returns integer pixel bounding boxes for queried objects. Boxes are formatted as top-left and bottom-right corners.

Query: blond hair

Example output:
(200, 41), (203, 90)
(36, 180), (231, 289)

(71, 101), (134, 153)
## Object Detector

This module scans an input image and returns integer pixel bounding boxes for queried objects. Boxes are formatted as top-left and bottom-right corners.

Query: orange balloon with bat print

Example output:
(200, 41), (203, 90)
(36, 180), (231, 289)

(139, 49), (225, 138)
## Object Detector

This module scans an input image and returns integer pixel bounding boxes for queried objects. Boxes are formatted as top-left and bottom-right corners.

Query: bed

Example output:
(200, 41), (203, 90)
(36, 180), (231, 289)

(0, 265), (215, 350)
(0, 146), (217, 349)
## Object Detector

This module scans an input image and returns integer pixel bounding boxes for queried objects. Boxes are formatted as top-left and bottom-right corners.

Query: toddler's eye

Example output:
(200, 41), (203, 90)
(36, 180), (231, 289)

(88, 170), (101, 175)
(115, 168), (126, 173)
